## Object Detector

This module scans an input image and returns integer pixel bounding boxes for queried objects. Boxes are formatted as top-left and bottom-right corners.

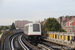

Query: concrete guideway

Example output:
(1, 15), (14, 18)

(4, 34), (12, 50)
(1, 30), (23, 50)
(18, 35), (29, 50)
(11, 34), (23, 50)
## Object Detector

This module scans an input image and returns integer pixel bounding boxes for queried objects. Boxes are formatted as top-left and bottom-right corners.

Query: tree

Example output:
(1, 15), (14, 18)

(10, 23), (16, 30)
(5, 26), (9, 29)
(0, 31), (2, 34)
(3, 27), (6, 30)
(45, 18), (66, 32)
(58, 28), (66, 32)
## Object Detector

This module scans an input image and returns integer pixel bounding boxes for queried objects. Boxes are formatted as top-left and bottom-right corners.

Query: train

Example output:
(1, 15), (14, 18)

(23, 23), (41, 44)
(42, 32), (75, 49)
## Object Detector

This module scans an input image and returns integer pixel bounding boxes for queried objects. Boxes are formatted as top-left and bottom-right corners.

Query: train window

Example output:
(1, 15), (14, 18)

(68, 36), (70, 41)
(33, 24), (40, 32)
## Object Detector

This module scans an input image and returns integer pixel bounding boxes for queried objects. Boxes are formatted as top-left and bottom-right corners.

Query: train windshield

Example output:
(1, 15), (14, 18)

(33, 24), (40, 32)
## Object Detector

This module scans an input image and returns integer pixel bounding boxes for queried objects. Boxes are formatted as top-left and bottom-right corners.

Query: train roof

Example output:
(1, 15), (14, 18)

(24, 23), (40, 26)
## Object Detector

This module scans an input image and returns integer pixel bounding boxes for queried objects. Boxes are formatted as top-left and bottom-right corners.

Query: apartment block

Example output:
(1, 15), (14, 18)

(15, 20), (32, 28)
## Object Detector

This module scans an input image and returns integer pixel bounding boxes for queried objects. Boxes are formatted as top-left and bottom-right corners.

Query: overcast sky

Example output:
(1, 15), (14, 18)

(0, 0), (75, 25)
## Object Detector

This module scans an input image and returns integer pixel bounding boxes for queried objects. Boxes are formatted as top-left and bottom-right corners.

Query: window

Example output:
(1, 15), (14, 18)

(33, 24), (40, 32)
(69, 22), (72, 26)
(69, 28), (71, 32)
(69, 20), (73, 26)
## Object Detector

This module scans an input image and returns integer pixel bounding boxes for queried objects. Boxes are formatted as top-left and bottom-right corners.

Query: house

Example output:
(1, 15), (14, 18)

(57, 16), (65, 26)
(62, 16), (75, 26)
(63, 18), (75, 32)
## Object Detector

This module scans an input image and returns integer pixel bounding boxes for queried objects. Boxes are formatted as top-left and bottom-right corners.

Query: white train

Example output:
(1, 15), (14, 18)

(24, 23), (41, 44)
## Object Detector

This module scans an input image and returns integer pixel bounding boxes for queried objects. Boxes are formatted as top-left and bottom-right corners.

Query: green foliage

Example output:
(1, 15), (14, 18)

(45, 18), (66, 32)
(0, 26), (11, 31)
(0, 31), (2, 34)
(58, 28), (66, 32)
(5, 26), (9, 29)
(10, 23), (16, 30)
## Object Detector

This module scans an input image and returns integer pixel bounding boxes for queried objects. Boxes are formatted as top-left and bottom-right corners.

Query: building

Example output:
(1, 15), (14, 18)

(41, 18), (46, 26)
(62, 16), (75, 26)
(57, 16), (65, 25)
(57, 16), (75, 26)
(63, 18), (75, 32)
(15, 20), (32, 28)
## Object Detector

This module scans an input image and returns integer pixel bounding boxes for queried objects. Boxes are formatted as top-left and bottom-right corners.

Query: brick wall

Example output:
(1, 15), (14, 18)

(65, 27), (75, 32)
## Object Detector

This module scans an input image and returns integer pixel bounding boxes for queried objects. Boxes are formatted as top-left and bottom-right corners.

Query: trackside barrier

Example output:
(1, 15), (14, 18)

(1, 31), (13, 45)
(42, 31), (75, 49)
(1, 31), (13, 50)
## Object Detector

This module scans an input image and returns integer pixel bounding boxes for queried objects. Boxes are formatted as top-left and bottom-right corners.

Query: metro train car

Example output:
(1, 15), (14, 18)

(42, 32), (75, 49)
(23, 23), (41, 44)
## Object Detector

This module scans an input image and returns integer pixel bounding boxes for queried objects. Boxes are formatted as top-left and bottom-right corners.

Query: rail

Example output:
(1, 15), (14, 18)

(38, 44), (52, 50)
(11, 35), (17, 50)
(18, 35), (29, 50)
(22, 35), (39, 50)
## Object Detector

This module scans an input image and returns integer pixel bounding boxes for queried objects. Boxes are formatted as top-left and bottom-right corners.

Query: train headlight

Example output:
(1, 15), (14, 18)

(29, 37), (31, 40)
(39, 38), (40, 40)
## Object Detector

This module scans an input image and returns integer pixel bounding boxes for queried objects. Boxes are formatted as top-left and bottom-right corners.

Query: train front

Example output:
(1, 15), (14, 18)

(28, 23), (41, 44)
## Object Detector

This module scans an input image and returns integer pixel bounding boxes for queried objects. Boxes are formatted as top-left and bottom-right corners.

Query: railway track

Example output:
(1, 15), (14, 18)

(38, 43), (52, 50)
(10, 34), (23, 50)
(21, 35), (61, 50)
(41, 39), (73, 50)
(11, 35), (17, 50)
(18, 35), (29, 50)
(18, 34), (72, 50)
(21, 35), (40, 50)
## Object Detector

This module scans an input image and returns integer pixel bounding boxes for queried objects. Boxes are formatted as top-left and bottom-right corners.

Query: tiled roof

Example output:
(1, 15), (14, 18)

(66, 18), (75, 26)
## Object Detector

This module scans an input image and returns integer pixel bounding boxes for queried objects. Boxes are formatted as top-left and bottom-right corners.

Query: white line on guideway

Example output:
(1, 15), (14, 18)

(18, 35), (29, 50)
(11, 35), (17, 50)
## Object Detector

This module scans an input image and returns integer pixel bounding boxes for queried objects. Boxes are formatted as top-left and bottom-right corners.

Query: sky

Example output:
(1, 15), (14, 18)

(0, 0), (75, 25)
